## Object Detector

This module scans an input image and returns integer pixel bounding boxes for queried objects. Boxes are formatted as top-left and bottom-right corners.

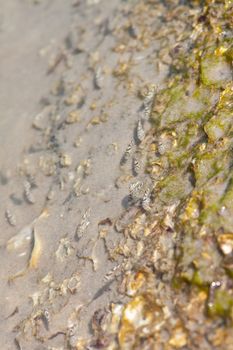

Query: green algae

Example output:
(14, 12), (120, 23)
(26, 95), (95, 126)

(158, 173), (193, 204)
(200, 54), (232, 87)
(157, 83), (213, 128)
(150, 0), (233, 326)
(221, 176), (233, 209)
(204, 112), (232, 141)
(208, 290), (233, 318)
(192, 150), (229, 186)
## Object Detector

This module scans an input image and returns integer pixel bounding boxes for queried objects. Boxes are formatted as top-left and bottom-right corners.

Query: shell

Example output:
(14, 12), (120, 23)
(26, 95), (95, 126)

(136, 119), (145, 143)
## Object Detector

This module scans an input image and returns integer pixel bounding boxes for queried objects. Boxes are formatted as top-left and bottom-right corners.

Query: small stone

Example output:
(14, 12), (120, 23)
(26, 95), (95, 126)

(60, 153), (72, 167)
(217, 234), (233, 255)
(66, 110), (80, 124)
(169, 327), (187, 348)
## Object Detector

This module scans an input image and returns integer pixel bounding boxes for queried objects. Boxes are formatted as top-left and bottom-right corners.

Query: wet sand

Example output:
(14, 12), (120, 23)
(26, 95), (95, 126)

(0, 1), (167, 348)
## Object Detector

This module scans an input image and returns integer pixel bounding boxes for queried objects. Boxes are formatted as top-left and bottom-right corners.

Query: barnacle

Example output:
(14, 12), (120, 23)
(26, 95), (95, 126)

(60, 153), (72, 167)
(55, 237), (74, 261)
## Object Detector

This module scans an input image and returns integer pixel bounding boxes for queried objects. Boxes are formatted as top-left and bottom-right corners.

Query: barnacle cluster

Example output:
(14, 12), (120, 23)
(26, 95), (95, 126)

(91, 0), (233, 349)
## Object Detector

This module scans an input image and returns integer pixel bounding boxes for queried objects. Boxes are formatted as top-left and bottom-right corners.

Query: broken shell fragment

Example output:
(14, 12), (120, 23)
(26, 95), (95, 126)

(169, 326), (187, 348)
(7, 225), (33, 251)
(28, 229), (42, 269)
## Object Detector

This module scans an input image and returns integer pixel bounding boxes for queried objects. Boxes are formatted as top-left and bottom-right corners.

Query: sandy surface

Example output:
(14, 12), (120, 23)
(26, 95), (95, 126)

(0, 0), (168, 348)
